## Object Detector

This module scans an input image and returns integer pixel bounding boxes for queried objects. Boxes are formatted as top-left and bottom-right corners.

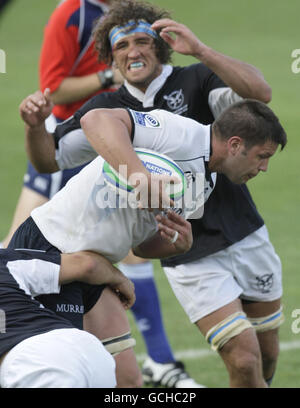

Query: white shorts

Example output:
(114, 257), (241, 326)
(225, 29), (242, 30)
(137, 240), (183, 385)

(0, 328), (116, 388)
(163, 225), (282, 323)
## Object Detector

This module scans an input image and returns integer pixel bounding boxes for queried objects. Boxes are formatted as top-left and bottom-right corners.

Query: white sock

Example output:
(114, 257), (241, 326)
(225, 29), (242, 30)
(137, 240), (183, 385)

(118, 261), (154, 280)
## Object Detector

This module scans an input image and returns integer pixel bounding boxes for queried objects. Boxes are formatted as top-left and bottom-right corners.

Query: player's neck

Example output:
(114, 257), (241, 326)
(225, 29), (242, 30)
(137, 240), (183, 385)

(208, 134), (227, 172)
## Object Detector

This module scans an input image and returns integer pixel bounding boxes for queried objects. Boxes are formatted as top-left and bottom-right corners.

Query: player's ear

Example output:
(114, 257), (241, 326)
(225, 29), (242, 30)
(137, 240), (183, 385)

(227, 136), (243, 155)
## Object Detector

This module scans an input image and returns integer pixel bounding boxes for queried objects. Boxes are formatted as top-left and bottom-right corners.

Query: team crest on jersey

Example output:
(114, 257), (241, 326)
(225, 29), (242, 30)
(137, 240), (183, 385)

(131, 111), (161, 128)
(163, 89), (188, 115)
(256, 273), (274, 293)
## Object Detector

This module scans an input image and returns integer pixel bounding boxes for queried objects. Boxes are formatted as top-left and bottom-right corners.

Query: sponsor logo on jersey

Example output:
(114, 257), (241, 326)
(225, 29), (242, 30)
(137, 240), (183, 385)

(144, 114), (160, 127)
(56, 304), (84, 314)
(132, 111), (161, 128)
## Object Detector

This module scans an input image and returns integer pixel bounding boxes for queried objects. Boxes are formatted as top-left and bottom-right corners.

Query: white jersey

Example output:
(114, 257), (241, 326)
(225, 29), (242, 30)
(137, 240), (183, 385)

(129, 109), (216, 216)
(31, 157), (158, 263)
(33, 109), (216, 261)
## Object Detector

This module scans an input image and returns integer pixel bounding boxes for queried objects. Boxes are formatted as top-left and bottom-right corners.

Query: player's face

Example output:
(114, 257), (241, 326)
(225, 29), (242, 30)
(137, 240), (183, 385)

(223, 140), (278, 184)
(112, 33), (162, 92)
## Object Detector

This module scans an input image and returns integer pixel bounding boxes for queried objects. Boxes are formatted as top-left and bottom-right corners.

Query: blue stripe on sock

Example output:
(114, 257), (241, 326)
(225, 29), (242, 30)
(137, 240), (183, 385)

(208, 316), (247, 344)
(251, 312), (281, 327)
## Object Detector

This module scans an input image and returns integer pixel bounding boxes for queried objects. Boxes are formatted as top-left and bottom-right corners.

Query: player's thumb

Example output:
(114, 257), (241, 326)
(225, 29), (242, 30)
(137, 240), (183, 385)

(43, 88), (52, 103)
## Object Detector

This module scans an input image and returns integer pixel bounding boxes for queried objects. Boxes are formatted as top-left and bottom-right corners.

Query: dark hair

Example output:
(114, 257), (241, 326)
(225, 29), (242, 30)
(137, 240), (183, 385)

(93, 0), (173, 65)
(213, 99), (287, 150)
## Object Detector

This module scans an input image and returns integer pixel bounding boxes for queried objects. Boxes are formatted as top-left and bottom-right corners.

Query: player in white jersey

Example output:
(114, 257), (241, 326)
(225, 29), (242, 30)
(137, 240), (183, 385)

(31, 108), (214, 261)
(23, 99), (286, 263)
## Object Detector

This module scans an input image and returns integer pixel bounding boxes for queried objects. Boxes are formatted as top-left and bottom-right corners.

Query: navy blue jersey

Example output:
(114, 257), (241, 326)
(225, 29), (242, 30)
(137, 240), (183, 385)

(54, 63), (264, 263)
(8, 217), (105, 328)
(0, 248), (74, 357)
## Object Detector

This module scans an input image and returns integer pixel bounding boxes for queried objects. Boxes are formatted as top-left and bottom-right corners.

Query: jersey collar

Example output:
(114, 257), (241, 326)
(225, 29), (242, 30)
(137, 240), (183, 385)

(124, 65), (173, 108)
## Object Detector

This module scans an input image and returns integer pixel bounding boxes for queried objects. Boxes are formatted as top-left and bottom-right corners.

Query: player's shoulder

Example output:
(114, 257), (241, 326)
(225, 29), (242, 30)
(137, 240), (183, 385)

(47, 0), (80, 28)
(165, 64), (219, 98)
(54, 91), (118, 139)
(54, 91), (121, 140)
(55, 0), (80, 16)
(172, 63), (215, 78)
(129, 109), (205, 141)
(0, 248), (61, 267)
(152, 108), (204, 128)
(79, 89), (124, 115)
(53, 0), (106, 29)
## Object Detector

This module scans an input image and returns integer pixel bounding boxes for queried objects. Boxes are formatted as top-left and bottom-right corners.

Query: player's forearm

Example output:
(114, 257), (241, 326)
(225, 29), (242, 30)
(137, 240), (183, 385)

(134, 211), (193, 258)
(197, 47), (272, 102)
(50, 74), (102, 105)
(25, 124), (59, 173)
(80, 109), (148, 181)
(134, 238), (185, 259)
(81, 253), (129, 288)
(134, 230), (192, 259)
(59, 252), (128, 287)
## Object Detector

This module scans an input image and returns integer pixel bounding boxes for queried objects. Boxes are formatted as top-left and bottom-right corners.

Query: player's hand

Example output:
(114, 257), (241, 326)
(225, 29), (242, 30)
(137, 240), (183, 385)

(152, 19), (209, 59)
(156, 209), (193, 253)
(110, 277), (136, 310)
(19, 88), (53, 128)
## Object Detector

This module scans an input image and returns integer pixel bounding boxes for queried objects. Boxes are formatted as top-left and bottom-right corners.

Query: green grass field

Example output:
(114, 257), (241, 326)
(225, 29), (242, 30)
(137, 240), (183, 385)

(0, 0), (300, 388)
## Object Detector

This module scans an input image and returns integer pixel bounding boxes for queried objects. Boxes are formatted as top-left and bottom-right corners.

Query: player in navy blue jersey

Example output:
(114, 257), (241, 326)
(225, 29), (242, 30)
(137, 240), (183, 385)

(18, 0), (285, 388)
(0, 247), (135, 388)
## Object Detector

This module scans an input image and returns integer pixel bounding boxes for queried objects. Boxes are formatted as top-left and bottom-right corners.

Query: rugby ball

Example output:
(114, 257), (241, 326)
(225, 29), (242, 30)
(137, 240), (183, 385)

(102, 148), (186, 202)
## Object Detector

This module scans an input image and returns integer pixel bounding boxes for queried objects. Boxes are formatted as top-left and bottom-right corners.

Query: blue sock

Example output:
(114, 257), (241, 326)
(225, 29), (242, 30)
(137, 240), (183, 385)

(119, 261), (175, 364)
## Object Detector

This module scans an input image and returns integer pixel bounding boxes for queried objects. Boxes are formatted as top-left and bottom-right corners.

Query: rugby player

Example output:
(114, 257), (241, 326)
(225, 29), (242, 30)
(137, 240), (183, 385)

(18, 0), (287, 387)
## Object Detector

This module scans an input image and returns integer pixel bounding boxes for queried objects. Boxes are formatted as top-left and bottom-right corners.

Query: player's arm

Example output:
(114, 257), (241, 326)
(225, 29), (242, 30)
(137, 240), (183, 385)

(20, 89), (96, 173)
(80, 108), (176, 209)
(17, 251), (134, 309)
(50, 68), (123, 105)
(152, 19), (271, 102)
(50, 74), (105, 105)
(19, 89), (59, 173)
(60, 252), (135, 310)
(39, 4), (123, 106)
(80, 108), (149, 181)
(133, 210), (193, 259)
(39, 4), (101, 105)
